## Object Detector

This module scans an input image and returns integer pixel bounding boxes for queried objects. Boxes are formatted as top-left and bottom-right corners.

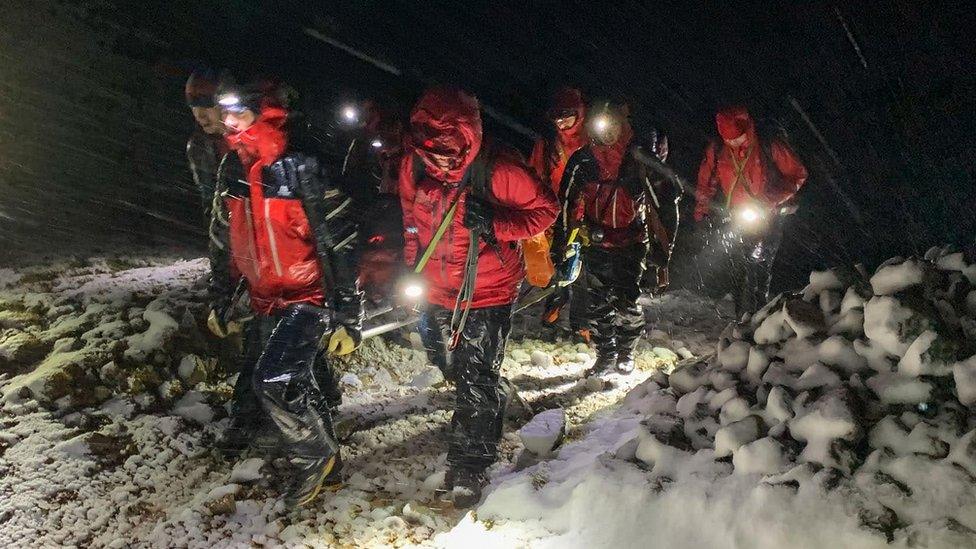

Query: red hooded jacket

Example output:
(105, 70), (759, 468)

(223, 103), (326, 314)
(528, 88), (588, 196)
(694, 107), (808, 222)
(400, 87), (559, 309)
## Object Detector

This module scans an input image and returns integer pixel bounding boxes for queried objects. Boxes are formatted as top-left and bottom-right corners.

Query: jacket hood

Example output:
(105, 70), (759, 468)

(408, 87), (482, 183)
(225, 101), (288, 167)
(716, 106), (755, 143)
(591, 120), (634, 181)
(548, 87), (587, 152)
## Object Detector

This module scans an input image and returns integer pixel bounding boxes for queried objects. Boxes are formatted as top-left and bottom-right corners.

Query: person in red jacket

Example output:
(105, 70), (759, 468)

(528, 87), (591, 338)
(694, 106), (808, 313)
(557, 101), (680, 377)
(399, 86), (558, 507)
(208, 85), (364, 507)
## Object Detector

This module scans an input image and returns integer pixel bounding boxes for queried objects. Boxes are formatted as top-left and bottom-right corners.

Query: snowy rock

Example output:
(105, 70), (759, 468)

(0, 329), (49, 373)
(229, 458), (265, 483)
(840, 286), (866, 314)
(803, 270), (845, 300)
(733, 437), (789, 475)
(634, 428), (692, 476)
(946, 429), (976, 477)
(870, 259), (924, 295)
(779, 338), (821, 372)
(952, 355), (976, 406)
(754, 310), (792, 345)
(795, 363), (842, 391)
(177, 354), (208, 385)
(718, 341), (750, 372)
(783, 299), (827, 339)
(510, 349), (531, 363)
(865, 374), (932, 405)
(714, 415), (762, 457)
(853, 339), (894, 373)
(898, 330), (955, 377)
(868, 416), (947, 457)
(530, 350), (553, 368)
(764, 386), (794, 424)
(668, 361), (708, 394)
(863, 296), (921, 357)
(675, 347), (694, 359)
(744, 347), (769, 382)
(518, 408), (566, 456)
(719, 397), (751, 425)
(676, 387), (709, 418)
(708, 387), (737, 411)
(819, 291), (841, 316)
(828, 309), (864, 337)
(409, 366), (444, 389)
(818, 336), (867, 373)
(790, 390), (860, 470)
(172, 391), (213, 424)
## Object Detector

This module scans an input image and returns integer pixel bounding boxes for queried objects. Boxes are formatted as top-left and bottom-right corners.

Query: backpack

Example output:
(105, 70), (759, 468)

(409, 144), (554, 287)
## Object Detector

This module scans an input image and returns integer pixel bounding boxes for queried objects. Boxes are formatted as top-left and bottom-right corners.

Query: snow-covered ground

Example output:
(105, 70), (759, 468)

(0, 256), (706, 548)
(4, 249), (973, 548)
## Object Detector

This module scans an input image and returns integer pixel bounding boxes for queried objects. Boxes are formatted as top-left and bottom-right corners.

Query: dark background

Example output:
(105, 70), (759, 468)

(1, 0), (973, 293)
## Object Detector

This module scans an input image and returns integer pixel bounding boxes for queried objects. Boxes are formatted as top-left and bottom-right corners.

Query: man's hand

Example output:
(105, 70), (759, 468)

(463, 196), (495, 239)
(325, 326), (362, 356)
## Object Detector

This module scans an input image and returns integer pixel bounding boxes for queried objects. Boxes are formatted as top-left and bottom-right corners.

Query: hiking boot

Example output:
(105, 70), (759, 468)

(285, 453), (340, 508)
(584, 353), (617, 378)
(216, 417), (260, 458)
(448, 469), (487, 509)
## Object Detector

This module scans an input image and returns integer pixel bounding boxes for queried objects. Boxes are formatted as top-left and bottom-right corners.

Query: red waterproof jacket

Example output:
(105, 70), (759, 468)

(223, 103), (326, 314)
(400, 88), (559, 309)
(528, 87), (588, 196)
(694, 107), (808, 222)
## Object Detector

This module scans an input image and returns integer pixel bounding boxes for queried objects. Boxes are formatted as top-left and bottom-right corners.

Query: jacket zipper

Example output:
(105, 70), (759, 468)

(243, 198), (260, 281)
(263, 200), (285, 277)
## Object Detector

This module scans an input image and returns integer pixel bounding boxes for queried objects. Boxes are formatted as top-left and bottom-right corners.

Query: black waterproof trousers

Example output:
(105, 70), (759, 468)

(252, 304), (339, 460)
(583, 244), (646, 361)
(723, 216), (784, 315)
(418, 303), (513, 476)
(229, 305), (341, 455)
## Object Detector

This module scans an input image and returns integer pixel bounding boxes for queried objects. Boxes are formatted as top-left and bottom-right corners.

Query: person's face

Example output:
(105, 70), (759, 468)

(222, 109), (257, 133)
(427, 151), (459, 172)
(554, 113), (578, 132)
(723, 133), (749, 148)
(192, 106), (224, 135)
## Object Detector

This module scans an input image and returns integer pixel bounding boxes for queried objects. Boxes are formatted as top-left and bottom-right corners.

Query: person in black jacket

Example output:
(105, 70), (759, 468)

(556, 101), (681, 377)
(185, 69), (228, 224)
(208, 85), (363, 507)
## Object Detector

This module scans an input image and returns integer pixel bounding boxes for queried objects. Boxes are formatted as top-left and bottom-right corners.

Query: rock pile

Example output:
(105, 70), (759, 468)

(618, 246), (976, 539)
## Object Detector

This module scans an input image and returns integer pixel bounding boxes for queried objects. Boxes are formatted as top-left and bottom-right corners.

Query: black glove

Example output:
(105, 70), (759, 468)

(463, 196), (495, 241)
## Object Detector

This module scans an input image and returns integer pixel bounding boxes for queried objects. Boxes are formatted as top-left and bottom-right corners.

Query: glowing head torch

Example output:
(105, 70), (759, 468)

(371, 138), (383, 149)
(738, 206), (760, 224)
(340, 104), (360, 124)
(399, 274), (426, 301)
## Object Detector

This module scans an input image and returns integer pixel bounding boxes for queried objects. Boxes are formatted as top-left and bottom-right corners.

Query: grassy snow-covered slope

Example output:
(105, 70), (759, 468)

(0, 256), (697, 547)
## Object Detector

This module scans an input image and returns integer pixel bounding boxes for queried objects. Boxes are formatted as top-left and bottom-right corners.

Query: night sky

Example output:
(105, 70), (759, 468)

(1, 0), (973, 292)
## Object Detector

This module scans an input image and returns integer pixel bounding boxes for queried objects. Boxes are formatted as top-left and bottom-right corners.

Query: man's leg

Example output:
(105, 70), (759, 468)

(583, 248), (618, 374)
(218, 315), (276, 456)
(313, 349), (343, 411)
(418, 304), (454, 381)
(612, 245), (647, 373)
(448, 304), (513, 507)
(252, 304), (340, 507)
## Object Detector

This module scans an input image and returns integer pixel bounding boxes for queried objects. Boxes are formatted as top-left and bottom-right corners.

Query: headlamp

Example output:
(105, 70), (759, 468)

(340, 104), (360, 124)
(738, 206), (760, 224)
(592, 114), (611, 134)
(371, 138), (383, 149)
(218, 94), (241, 107)
(399, 274), (426, 302)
